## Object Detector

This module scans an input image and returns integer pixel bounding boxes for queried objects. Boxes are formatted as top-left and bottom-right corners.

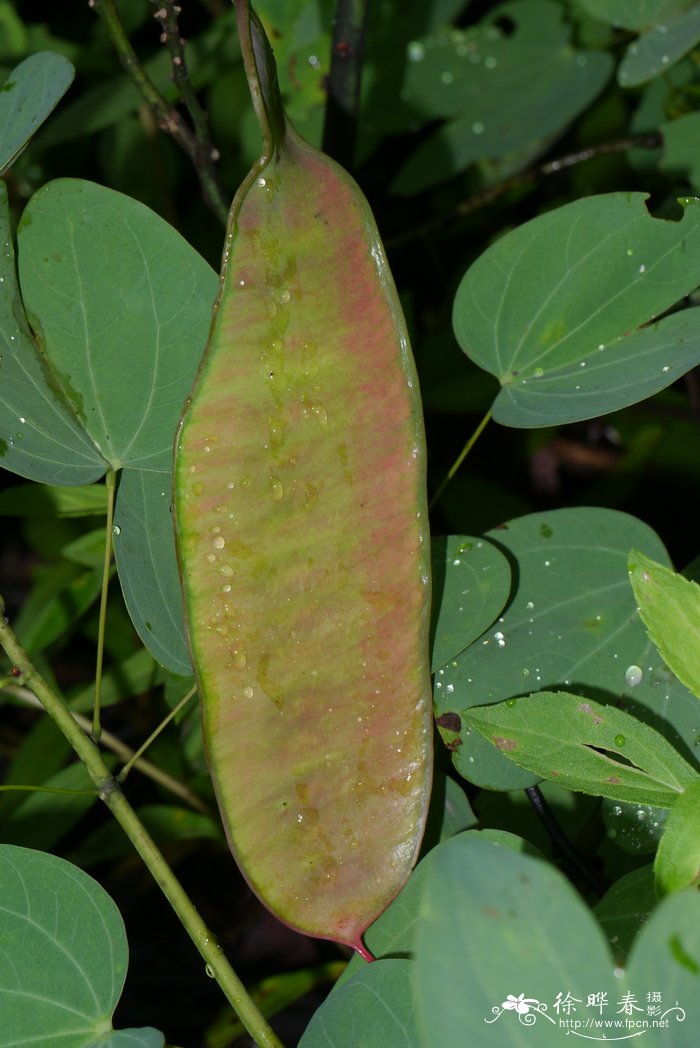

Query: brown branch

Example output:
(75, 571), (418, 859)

(388, 132), (664, 249)
(91, 0), (229, 225)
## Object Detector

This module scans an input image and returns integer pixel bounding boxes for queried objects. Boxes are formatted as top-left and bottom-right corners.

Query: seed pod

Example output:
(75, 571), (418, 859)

(174, 1), (432, 954)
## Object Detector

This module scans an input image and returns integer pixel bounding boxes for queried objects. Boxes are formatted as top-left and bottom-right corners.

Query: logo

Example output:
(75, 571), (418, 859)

(484, 990), (686, 1040)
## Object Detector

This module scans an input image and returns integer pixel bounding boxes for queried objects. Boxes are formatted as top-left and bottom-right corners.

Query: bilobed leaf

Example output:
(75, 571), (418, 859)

(602, 799), (668, 855)
(17, 179), (217, 473)
(655, 780), (700, 895)
(174, 0), (432, 952)
(338, 829), (537, 990)
(433, 508), (700, 791)
(16, 178), (217, 672)
(113, 468), (192, 675)
(393, 1), (611, 195)
(299, 959), (419, 1048)
(430, 535), (510, 672)
(577, 0), (688, 32)
(0, 844), (165, 1048)
(453, 193), (700, 428)
(413, 833), (700, 1048)
(624, 890), (700, 1045)
(594, 866), (657, 961)
(661, 112), (700, 194)
(464, 691), (698, 806)
(618, 5), (700, 87)
(0, 183), (106, 485)
(629, 549), (700, 701)
(99, 1031), (165, 1048)
(413, 835), (614, 1048)
(0, 52), (74, 176)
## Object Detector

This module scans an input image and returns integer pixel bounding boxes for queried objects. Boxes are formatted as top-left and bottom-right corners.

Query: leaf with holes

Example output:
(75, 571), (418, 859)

(174, 0), (432, 954)
(430, 535), (510, 672)
(393, 1), (611, 195)
(453, 193), (700, 428)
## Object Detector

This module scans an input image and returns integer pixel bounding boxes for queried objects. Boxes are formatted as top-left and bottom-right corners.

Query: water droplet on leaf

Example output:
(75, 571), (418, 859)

(624, 665), (642, 688)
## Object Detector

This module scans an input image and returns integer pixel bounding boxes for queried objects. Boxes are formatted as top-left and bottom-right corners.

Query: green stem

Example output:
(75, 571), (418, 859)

(5, 683), (211, 814)
(92, 469), (116, 742)
(92, 0), (229, 225)
(0, 598), (284, 1048)
(118, 684), (197, 783)
(429, 408), (492, 510)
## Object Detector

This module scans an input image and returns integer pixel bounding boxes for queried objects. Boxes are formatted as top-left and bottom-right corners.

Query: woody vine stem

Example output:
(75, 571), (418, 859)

(0, 597), (284, 1048)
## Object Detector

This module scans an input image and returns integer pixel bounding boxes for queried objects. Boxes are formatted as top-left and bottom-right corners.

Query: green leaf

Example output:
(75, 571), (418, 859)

(67, 804), (222, 867)
(413, 834), (700, 1047)
(17, 179), (217, 472)
(67, 648), (158, 714)
(0, 844), (165, 1048)
(463, 691), (699, 806)
(594, 866), (657, 961)
(413, 835), (614, 1048)
(602, 799), (668, 854)
(628, 549), (700, 701)
(299, 959), (419, 1048)
(433, 507), (700, 791)
(433, 774), (478, 843)
(62, 527), (108, 568)
(577, 0), (688, 32)
(618, 5), (700, 87)
(661, 111), (700, 194)
(0, 481), (107, 517)
(113, 468), (192, 676)
(339, 829), (539, 988)
(453, 194), (700, 428)
(0, 52), (74, 175)
(174, 0), (432, 952)
(393, 1), (611, 195)
(98, 1031), (165, 1048)
(655, 780), (700, 894)
(0, 760), (101, 851)
(624, 889), (700, 1043)
(0, 714), (72, 821)
(0, 183), (106, 485)
(16, 178), (218, 671)
(430, 535), (511, 672)
(12, 563), (104, 656)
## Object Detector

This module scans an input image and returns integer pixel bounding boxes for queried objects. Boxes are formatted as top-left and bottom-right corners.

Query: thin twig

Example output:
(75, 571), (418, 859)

(5, 684), (211, 815)
(91, 0), (229, 224)
(322, 0), (370, 169)
(150, 0), (225, 209)
(0, 599), (284, 1048)
(118, 683), (197, 783)
(430, 408), (492, 510)
(388, 132), (664, 249)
